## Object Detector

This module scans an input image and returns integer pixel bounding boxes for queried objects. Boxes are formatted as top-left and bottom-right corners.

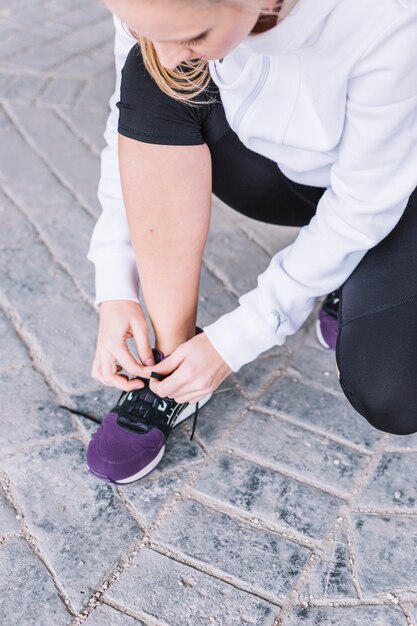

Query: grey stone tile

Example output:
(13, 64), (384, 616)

(406, 605), (417, 624)
(204, 203), (272, 296)
(107, 547), (277, 625)
(50, 3), (108, 29)
(2, 439), (141, 612)
(385, 432), (417, 450)
(0, 485), (19, 535)
(194, 453), (342, 540)
(298, 524), (357, 601)
(2, 74), (46, 101)
(124, 470), (191, 527)
(0, 366), (74, 455)
(233, 354), (288, 399)
(0, 537), (71, 625)
(84, 604), (144, 626)
(61, 107), (108, 154)
(197, 265), (239, 328)
(282, 605), (407, 626)
(154, 499), (311, 599)
(74, 72), (115, 111)
(0, 132), (96, 300)
(289, 343), (340, 393)
(351, 513), (417, 597)
(193, 384), (248, 448)
(0, 203), (98, 394)
(227, 411), (368, 494)
(39, 77), (85, 107)
(0, 311), (28, 370)
(151, 422), (206, 477)
(58, 44), (114, 80)
(0, 103), (13, 130)
(257, 377), (381, 450)
(69, 386), (121, 437)
(10, 104), (101, 209)
(358, 452), (417, 511)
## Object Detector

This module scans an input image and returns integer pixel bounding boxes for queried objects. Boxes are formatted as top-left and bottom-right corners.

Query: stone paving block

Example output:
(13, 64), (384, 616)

(50, 2), (108, 30)
(358, 452), (417, 511)
(282, 605), (407, 626)
(351, 513), (417, 597)
(384, 432), (417, 451)
(257, 377), (381, 450)
(106, 547), (277, 625)
(298, 524), (357, 602)
(0, 202), (98, 394)
(10, 103), (101, 210)
(0, 484), (19, 535)
(57, 43), (114, 79)
(192, 383), (248, 448)
(197, 265), (239, 328)
(74, 72), (115, 111)
(154, 499), (311, 599)
(70, 386), (121, 437)
(84, 604), (145, 626)
(60, 107), (108, 154)
(149, 423), (206, 476)
(233, 354), (288, 399)
(406, 605), (417, 625)
(0, 366), (74, 455)
(193, 453), (342, 541)
(123, 470), (192, 527)
(204, 203), (272, 296)
(0, 30), (47, 61)
(0, 97), (13, 129)
(2, 438), (141, 612)
(0, 310), (28, 370)
(227, 410), (368, 494)
(2, 73), (47, 102)
(38, 77), (85, 107)
(289, 343), (341, 393)
(0, 537), (72, 625)
(0, 127), (97, 299)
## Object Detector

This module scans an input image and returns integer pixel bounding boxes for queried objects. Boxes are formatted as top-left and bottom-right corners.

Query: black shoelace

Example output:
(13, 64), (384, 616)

(59, 389), (199, 441)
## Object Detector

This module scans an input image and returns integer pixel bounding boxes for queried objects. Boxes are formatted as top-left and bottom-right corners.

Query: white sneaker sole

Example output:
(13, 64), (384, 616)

(315, 319), (331, 350)
(114, 392), (212, 485)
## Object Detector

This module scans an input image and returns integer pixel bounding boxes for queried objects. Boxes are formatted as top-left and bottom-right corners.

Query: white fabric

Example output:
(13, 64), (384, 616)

(88, 0), (417, 372)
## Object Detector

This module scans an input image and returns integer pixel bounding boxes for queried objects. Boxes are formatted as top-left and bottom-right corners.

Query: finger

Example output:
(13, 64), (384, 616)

(144, 350), (183, 378)
(100, 356), (145, 391)
(149, 366), (194, 399)
(112, 342), (148, 377)
(131, 321), (155, 366)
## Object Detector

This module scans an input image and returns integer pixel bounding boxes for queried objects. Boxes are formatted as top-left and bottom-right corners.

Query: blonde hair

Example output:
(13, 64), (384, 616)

(130, 0), (286, 103)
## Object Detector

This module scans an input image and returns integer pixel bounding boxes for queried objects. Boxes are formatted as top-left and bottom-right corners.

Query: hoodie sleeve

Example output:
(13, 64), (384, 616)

(87, 15), (140, 306)
(204, 7), (417, 371)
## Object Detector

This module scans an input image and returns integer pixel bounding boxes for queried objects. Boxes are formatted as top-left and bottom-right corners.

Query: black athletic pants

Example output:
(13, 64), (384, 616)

(117, 45), (417, 435)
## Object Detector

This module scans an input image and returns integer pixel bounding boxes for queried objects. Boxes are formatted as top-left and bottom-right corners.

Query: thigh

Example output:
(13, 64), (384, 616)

(117, 44), (324, 228)
(336, 187), (417, 432)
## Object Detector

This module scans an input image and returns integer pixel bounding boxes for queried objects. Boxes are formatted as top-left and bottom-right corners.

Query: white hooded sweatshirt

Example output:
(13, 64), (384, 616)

(88, 0), (417, 372)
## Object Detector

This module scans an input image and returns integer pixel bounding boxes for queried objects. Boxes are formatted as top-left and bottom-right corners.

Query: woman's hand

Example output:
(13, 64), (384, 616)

(91, 300), (155, 391)
(143, 332), (232, 403)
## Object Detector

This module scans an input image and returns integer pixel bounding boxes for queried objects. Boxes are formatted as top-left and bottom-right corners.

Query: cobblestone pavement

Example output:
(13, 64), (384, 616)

(1, 1), (417, 625)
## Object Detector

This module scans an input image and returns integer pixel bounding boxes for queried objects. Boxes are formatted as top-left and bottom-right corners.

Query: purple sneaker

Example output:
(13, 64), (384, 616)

(315, 290), (340, 351)
(87, 351), (211, 485)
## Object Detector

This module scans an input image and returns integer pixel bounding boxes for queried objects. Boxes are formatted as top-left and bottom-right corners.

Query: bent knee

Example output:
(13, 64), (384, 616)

(338, 372), (417, 436)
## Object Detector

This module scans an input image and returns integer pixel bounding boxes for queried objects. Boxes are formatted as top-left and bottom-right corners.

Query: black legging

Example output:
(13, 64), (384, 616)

(117, 45), (417, 435)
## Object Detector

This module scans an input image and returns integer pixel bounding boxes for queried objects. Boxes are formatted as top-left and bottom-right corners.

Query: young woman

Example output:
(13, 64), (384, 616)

(86, 0), (417, 484)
